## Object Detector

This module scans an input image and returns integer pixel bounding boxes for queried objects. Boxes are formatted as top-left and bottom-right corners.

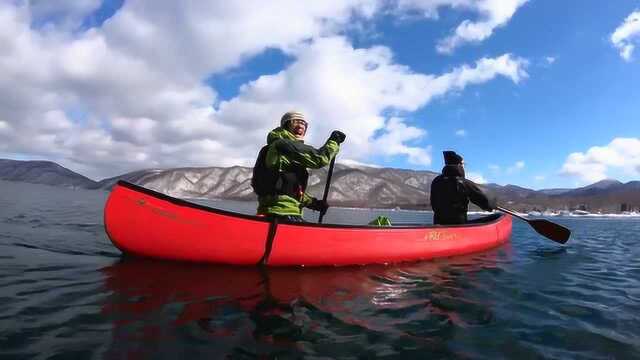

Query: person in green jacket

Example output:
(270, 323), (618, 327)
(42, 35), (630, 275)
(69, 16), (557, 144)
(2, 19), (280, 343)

(251, 111), (346, 222)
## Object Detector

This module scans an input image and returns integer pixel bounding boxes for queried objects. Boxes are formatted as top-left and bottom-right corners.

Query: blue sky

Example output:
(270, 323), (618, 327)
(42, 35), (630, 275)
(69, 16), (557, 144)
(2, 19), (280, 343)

(0, 1), (639, 189)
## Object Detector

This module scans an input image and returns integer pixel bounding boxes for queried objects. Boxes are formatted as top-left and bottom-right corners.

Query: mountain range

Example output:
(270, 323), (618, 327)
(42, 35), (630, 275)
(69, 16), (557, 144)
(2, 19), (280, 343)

(1, 158), (639, 213)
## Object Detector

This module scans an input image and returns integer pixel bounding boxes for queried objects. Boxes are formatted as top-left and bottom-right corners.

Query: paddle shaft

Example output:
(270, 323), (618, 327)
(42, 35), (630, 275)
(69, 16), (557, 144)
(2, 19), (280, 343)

(318, 157), (336, 224)
(496, 206), (528, 222)
(257, 218), (278, 266)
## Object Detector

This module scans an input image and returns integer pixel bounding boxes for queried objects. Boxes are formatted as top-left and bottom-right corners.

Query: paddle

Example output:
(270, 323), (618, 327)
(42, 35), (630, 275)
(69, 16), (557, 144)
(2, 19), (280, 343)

(497, 206), (571, 244)
(318, 157), (336, 224)
(257, 218), (278, 266)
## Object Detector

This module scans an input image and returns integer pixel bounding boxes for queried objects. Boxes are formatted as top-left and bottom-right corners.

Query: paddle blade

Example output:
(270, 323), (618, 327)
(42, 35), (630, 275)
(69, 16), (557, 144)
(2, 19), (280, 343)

(528, 219), (571, 244)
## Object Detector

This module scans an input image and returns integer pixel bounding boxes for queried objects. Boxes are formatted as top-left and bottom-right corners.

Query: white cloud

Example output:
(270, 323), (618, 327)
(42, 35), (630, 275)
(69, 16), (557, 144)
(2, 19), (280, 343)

(467, 171), (487, 184)
(561, 138), (640, 183)
(396, 0), (529, 54)
(103, 1), (381, 77)
(395, 0), (466, 19)
(338, 159), (382, 168)
(611, 10), (640, 61)
(369, 117), (432, 165)
(455, 129), (467, 137)
(538, 55), (557, 69)
(0, 120), (10, 134)
(28, 0), (103, 30)
(0, 1), (528, 179)
(506, 160), (525, 173)
(534, 175), (545, 181)
(111, 117), (158, 146)
(449, 53), (529, 84)
(215, 42), (527, 168)
(489, 160), (523, 175)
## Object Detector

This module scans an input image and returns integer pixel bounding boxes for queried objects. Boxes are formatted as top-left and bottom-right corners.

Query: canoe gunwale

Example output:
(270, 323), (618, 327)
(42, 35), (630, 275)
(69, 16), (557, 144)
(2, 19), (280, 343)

(114, 180), (505, 230)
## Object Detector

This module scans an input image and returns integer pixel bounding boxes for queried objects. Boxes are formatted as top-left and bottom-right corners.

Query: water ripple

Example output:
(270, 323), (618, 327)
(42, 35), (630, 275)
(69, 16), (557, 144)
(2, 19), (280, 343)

(1, 181), (639, 358)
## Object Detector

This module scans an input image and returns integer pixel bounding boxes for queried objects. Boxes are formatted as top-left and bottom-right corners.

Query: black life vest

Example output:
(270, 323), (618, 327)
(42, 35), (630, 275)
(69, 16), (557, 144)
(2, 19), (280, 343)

(441, 176), (468, 211)
(431, 165), (470, 225)
(251, 144), (309, 200)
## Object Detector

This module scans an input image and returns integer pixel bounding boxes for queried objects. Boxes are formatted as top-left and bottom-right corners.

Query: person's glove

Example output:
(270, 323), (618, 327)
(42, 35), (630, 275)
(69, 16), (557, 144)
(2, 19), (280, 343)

(329, 130), (346, 144)
(308, 198), (329, 215)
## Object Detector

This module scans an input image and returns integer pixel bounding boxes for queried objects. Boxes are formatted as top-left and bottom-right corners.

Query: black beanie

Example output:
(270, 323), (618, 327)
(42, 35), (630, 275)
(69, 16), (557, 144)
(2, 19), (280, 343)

(443, 151), (463, 165)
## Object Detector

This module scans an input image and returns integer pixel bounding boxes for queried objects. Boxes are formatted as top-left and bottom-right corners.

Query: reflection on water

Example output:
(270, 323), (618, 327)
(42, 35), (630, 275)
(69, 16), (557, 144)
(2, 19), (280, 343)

(2, 181), (640, 359)
(101, 246), (512, 358)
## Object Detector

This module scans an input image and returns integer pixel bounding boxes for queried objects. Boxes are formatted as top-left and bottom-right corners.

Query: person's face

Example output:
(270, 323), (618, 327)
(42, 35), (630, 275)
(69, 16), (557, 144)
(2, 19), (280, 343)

(288, 119), (307, 139)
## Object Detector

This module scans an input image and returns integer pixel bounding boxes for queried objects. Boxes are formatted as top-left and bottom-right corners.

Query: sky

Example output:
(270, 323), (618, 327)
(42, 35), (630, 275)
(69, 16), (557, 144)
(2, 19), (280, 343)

(0, 0), (639, 189)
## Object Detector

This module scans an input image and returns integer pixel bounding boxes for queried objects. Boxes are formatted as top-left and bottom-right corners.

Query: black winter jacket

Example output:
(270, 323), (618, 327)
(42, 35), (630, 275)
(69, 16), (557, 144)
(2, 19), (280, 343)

(430, 165), (495, 225)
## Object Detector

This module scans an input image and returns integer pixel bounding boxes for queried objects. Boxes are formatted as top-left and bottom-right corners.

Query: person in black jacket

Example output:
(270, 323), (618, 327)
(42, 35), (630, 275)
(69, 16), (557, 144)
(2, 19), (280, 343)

(430, 151), (496, 225)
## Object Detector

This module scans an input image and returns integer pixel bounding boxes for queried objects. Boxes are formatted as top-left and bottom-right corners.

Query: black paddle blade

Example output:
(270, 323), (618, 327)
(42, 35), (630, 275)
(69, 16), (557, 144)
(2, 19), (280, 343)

(528, 219), (571, 244)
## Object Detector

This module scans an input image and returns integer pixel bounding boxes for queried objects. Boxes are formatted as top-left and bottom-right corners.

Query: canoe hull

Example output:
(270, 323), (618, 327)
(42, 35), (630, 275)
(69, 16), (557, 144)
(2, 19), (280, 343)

(104, 181), (512, 266)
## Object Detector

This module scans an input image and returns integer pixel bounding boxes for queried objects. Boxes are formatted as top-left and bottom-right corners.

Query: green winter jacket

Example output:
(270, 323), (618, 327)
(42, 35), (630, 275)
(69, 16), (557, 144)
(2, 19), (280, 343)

(256, 127), (340, 216)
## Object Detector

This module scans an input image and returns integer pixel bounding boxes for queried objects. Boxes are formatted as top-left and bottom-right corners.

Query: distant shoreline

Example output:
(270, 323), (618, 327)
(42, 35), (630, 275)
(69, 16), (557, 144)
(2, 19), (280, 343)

(2, 159), (639, 214)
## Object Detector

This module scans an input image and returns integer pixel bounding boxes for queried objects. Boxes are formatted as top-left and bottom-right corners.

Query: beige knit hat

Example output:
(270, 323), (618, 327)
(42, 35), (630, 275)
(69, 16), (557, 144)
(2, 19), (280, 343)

(280, 111), (307, 127)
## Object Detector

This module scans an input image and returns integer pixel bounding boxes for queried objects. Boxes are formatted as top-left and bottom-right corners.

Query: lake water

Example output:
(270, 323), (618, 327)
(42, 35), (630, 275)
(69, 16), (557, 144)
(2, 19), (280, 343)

(1, 180), (639, 359)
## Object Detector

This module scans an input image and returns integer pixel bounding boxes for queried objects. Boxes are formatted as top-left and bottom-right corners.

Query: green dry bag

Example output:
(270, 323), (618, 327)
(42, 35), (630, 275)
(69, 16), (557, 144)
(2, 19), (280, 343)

(368, 216), (392, 226)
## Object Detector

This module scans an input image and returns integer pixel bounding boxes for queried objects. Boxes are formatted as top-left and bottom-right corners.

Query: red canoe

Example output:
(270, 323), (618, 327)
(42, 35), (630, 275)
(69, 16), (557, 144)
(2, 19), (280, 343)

(104, 181), (512, 266)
